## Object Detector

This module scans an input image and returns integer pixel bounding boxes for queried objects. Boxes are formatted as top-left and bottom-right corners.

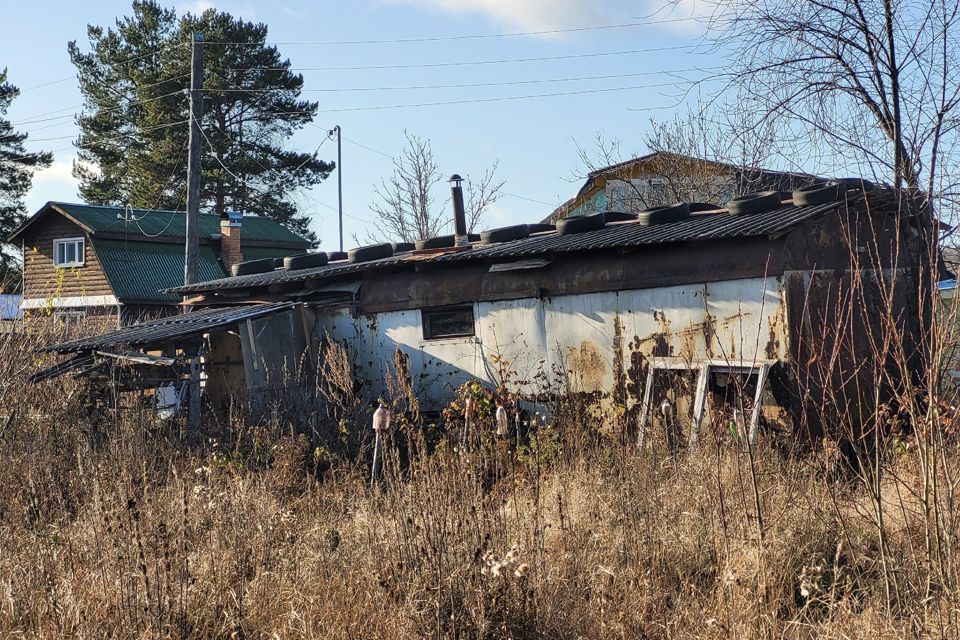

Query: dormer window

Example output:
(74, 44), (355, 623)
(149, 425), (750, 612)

(54, 238), (84, 267)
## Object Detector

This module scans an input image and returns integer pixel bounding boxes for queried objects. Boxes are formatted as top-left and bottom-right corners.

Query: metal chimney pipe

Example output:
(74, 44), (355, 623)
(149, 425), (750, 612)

(450, 174), (468, 245)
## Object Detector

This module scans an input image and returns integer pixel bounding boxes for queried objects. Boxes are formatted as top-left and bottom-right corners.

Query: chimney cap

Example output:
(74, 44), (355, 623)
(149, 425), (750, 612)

(221, 210), (243, 225)
(449, 173), (463, 186)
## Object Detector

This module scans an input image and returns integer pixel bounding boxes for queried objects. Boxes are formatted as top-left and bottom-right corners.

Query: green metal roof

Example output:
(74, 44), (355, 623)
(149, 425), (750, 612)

(92, 239), (227, 303)
(15, 202), (310, 246)
(90, 240), (305, 303)
(240, 246), (304, 261)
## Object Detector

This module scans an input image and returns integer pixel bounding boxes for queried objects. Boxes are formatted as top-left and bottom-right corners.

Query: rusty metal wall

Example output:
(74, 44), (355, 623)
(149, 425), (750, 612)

(314, 275), (788, 411)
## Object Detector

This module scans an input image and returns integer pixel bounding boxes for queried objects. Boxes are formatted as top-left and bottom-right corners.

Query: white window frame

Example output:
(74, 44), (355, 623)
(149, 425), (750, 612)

(53, 237), (85, 268)
(637, 356), (774, 448)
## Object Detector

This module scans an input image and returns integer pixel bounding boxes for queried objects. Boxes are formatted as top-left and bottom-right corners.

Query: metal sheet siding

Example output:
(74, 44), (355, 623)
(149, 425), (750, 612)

(317, 276), (788, 410)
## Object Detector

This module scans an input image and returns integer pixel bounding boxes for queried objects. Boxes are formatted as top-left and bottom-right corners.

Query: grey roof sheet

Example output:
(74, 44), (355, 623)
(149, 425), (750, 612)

(171, 199), (845, 295)
(46, 302), (296, 354)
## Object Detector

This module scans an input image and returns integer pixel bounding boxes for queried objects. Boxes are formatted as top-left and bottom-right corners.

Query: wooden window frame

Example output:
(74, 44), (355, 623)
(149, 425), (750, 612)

(53, 237), (85, 268)
(421, 304), (475, 341)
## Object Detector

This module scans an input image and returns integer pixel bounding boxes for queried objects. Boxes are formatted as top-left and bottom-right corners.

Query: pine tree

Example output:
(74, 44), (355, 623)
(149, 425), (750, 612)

(69, 1), (333, 242)
(0, 69), (52, 291)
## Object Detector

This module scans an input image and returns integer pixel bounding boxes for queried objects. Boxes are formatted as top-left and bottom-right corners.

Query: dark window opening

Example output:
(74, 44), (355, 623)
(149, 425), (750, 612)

(422, 305), (475, 340)
(704, 369), (760, 441)
(649, 369), (699, 453)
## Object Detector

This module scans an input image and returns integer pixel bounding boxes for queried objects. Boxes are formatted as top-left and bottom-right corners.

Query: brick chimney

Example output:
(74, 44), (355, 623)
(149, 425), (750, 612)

(220, 211), (243, 273)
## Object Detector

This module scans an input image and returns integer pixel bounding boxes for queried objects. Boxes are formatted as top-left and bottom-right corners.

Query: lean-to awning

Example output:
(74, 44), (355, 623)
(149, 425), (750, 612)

(44, 302), (298, 355)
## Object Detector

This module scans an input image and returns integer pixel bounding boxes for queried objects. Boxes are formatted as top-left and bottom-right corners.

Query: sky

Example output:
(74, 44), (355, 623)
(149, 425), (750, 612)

(3, 0), (722, 250)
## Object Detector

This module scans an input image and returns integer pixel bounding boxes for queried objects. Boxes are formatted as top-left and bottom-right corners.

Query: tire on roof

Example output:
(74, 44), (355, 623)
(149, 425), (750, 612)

(792, 182), (848, 207)
(528, 223), (556, 233)
(416, 235), (455, 250)
(480, 224), (530, 245)
(348, 243), (394, 263)
(284, 252), (329, 271)
(833, 177), (877, 192)
(604, 211), (638, 222)
(328, 251), (348, 261)
(727, 191), (783, 216)
(231, 257), (279, 276)
(557, 212), (606, 235)
(687, 202), (721, 213)
(392, 242), (415, 253)
(637, 203), (690, 226)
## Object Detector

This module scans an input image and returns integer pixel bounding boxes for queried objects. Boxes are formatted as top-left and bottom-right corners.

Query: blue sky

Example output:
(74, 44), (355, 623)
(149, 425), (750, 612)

(3, 0), (720, 250)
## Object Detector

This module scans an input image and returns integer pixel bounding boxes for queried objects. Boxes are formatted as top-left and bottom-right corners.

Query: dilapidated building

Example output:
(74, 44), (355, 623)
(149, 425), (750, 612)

(37, 182), (933, 446)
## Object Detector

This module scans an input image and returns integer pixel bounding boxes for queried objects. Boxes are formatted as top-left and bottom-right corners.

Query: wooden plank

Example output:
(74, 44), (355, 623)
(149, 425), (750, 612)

(748, 364), (770, 445)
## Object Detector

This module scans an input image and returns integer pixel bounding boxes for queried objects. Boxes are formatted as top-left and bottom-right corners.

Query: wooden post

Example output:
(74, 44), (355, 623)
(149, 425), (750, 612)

(184, 33), (204, 436)
(184, 32), (204, 287)
(370, 431), (382, 487)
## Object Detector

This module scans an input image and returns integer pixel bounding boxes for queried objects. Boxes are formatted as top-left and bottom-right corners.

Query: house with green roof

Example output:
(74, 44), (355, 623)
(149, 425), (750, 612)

(8, 202), (312, 325)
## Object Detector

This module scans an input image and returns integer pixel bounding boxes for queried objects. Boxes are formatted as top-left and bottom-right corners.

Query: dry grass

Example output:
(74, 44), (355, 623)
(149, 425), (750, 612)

(1, 324), (959, 639)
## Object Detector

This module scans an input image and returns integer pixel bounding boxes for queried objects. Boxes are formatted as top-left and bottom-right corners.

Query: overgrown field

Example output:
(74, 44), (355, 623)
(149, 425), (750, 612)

(2, 325), (960, 639)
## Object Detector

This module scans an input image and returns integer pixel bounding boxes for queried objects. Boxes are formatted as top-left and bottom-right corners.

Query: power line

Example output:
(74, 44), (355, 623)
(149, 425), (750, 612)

(341, 135), (394, 159)
(13, 77), (190, 127)
(16, 89), (188, 136)
(228, 45), (699, 72)
(501, 191), (556, 207)
(338, 135), (557, 208)
(16, 42), (187, 93)
(26, 118), (188, 143)
(202, 68), (717, 94)
(313, 80), (710, 114)
(201, 18), (699, 46)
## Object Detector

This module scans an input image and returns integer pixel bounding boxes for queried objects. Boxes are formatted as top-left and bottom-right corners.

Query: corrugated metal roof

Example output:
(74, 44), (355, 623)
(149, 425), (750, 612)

(10, 202), (311, 246)
(171, 199), (845, 295)
(92, 239), (226, 303)
(240, 246), (305, 261)
(46, 302), (296, 354)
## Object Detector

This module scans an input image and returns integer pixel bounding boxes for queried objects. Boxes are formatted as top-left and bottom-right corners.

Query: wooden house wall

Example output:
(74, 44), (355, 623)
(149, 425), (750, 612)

(19, 215), (115, 303)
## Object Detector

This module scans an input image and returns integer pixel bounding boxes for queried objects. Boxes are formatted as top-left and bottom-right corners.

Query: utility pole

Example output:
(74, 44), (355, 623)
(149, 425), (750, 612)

(184, 32), (204, 287)
(184, 32), (204, 438)
(329, 124), (343, 252)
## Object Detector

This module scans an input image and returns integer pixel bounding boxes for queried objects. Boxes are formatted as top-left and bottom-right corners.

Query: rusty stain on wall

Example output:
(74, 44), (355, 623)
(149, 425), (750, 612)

(567, 340), (607, 393)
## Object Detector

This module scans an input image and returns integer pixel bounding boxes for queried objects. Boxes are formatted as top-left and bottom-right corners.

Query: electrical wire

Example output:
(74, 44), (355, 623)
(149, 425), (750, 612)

(26, 119), (188, 143)
(202, 18), (698, 46)
(338, 134), (557, 208)
(227, 45), (700, 72)
(17, 41), (187, 94)
(201, 68), (717, 94)
(13, 79), (189, 127)
(17, 90), (188, 138)
(310, 80), (713, 114)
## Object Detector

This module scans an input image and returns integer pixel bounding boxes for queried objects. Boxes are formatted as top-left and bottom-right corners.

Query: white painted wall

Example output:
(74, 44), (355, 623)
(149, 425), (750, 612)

(314, 276), (788, 410)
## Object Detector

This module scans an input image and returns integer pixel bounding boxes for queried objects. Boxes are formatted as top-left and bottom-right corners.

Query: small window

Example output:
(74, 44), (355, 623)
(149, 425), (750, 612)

(54, 238), (84, 267)
(422, 305), (475, 340)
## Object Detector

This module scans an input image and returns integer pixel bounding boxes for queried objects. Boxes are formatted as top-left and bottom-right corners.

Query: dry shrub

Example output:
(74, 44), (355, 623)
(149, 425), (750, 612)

(0, 322), (959, 639)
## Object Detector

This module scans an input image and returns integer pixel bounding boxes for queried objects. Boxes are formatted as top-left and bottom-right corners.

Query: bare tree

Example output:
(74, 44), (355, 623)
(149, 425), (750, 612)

(371, 132), (444, 243)
(568, 105), (785, 216)
(712, 0), (960, 205)
(369, 132), (504, 243)
(464, 160), (505, 232)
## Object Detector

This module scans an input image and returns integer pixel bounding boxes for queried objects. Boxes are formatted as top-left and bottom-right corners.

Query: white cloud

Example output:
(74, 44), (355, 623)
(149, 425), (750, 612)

(281, 5), (311, 19)
(640, 0), (729, 33)
(177, 0), (215, 15)
(176, 0), (257, 19)
(25, 158), (81, 214)
(381, 0), (608, 32)
(31, 159), (78, 190)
